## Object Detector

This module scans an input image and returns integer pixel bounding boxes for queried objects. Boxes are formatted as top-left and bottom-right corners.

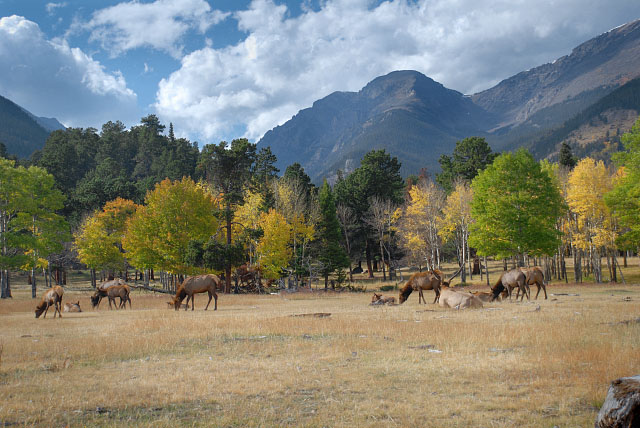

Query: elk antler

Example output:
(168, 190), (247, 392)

(446, 265), (463, 284)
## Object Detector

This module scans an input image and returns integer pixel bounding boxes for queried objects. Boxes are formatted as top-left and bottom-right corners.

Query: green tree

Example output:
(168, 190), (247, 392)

(436, 137), (498, 193)
(334, 149), (404, 277)
(605, 117), (640, 249)
(0, 159), (28, 298)
(199, 139), (256, 293)
(316, 180), (349, 287)
(558, 141), (577, 170)
(15, 166), (69, 297)
(469, 149), (565, 261)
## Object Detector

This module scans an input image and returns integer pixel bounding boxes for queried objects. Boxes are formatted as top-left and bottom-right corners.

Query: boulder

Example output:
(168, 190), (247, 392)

(595, 374), (640, 428)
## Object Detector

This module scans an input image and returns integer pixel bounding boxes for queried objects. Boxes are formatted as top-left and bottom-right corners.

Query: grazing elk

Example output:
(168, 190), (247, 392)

(399, 267), (462, 304)
(63, 301), (82, 312)
(371, 293), (396, 305)
(170, 274), (221, 311)
(35, 286), (64, 318)
(91, 284), (131, 310)
(491, 268), (530, 302)
(518, 266), (548, 300)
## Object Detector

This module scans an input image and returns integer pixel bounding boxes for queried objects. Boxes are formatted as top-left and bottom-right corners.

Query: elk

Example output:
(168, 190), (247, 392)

(35, 286), (64, 318)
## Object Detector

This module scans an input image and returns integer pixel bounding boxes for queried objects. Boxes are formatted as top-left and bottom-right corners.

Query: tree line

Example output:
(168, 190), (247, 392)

(1, 115), (640, 298)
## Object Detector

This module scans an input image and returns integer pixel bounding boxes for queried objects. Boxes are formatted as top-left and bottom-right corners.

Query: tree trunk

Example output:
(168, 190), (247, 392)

(0, 269), (11, 298)
(365, 240), (374, 278)
(31, 267), (37, 298)
(380, 239), (386, 281)
(484, 256), (490, 287)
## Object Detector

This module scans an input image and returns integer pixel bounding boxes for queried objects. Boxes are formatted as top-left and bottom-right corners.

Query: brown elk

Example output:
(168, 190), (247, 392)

(398, 267), (462, 304)
(491, 268), (530, 302)
(63, 301), (82, 312)
(91, 284), (131, 310)
(171, 274), (220, 311)
(517, 266), (548, 300)
(35, 286), (64, 318)
(371, 293), (396, 305)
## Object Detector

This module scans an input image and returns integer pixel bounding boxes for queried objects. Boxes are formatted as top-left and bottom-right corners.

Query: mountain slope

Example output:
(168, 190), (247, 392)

(473, 19), (640, 132)
(0, 95), (53, 158)
(510, 76), (640, 160)
(259, 70), (495, 182)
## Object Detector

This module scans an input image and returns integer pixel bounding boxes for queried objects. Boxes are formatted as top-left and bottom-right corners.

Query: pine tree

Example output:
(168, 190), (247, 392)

(558, 141), (577, 169)
(316, 180), (349, 287)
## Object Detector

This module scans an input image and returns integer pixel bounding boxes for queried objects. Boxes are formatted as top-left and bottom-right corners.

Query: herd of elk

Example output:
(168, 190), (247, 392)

(31, 263), (549, 318)
(35, 286), (64, 318)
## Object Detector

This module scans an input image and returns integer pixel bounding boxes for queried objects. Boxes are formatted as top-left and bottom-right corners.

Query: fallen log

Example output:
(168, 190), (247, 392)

(595, 374), (640, 428)
(128, 284), (175, 295)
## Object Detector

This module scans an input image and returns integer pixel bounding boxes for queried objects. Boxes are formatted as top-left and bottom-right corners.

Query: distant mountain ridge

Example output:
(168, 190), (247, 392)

(0, 94), (65, 158)
(260, 70), (496, 181)
(259, 19), (640, 182)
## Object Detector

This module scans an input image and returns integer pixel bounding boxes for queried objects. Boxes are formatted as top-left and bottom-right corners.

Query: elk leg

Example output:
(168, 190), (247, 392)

(191, 295), (195, 311)
(541, 283), (548, 300)
(204, 291), (212, 310)
(433, 289), (439, 304)
(418, 289), (424, 304)
(213, 292), (218, 310)
(184, 295), (190, 311)
(43, 303), (49, 318)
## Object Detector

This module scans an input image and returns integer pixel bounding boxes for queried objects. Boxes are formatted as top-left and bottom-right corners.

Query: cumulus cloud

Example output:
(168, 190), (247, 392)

(82, 0), (229, 58)
(155, 0), (640, 144)
(0, 15), (138, 128)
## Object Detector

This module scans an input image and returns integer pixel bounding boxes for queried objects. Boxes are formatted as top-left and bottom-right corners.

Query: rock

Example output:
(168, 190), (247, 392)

(595, 374), (640, 428)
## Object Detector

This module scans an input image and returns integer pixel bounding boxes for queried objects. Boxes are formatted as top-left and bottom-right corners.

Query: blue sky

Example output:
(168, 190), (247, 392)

(1, 0), (640, 146)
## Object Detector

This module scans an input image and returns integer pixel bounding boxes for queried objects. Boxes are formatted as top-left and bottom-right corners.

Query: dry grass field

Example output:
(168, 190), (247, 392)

(0, 262), (639, 427)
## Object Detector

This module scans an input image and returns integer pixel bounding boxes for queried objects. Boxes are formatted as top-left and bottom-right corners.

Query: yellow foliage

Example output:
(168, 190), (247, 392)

(256, 209), (292, 279)
(566, 158), (616, 250)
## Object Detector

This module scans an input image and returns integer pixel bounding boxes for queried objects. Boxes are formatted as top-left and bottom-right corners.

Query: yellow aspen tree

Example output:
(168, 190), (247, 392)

(397, 179), (444, 270)
(567, 158), (616, 282)
(438, 181), (473, 282)
(256, 209), (292, 280)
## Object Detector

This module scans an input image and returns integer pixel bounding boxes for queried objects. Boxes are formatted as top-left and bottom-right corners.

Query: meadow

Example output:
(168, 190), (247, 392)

(0, 262), (639, 427)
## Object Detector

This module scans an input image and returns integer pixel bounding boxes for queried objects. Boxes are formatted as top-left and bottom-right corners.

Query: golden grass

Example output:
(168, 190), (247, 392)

(0, 267), (639, 427)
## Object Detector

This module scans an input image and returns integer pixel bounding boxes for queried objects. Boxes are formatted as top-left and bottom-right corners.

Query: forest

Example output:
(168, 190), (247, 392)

(1, 114), (640, 299)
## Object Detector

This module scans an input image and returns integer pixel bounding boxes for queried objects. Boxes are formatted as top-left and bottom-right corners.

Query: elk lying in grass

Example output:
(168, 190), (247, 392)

(35, 286), (64, 318)
(439, 287), (483, 309)
(63, 301), (82, 312)
(371, 293), (396, 305)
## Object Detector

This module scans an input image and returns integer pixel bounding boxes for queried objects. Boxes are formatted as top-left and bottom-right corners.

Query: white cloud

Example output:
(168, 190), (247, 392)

(0, 15), (138, 128)
(155, 0), (640, 144)
(46, 2), (67, 15)
(82, 0), (229, 58)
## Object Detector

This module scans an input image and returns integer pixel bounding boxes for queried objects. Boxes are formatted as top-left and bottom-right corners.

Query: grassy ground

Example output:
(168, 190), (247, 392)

(0, 260), (639, 427)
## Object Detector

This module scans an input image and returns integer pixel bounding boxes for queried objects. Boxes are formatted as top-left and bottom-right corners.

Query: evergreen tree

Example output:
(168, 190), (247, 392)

(199, 138), (256, 293)
(436, 137), (498, 193)
(316, 180), (349, 287)
(558, 141), (577, 169)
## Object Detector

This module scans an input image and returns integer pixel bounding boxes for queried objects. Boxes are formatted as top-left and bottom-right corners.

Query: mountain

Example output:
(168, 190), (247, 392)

(259, 70), (496, 182)
(0, 95), (64, 158)
(509, 76), (640, 161)
(259, 19), (640, 182)
(476, 19), (640, 145)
